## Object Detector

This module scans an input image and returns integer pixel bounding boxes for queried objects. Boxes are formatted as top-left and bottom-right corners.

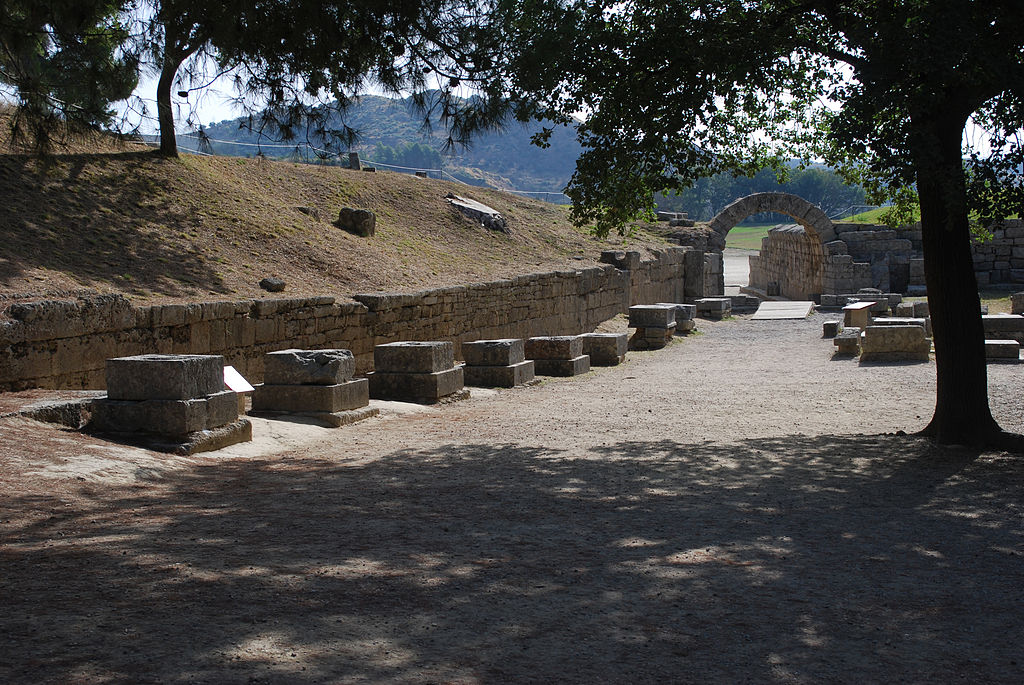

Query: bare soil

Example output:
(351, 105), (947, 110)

(2, 312), (1022, 683)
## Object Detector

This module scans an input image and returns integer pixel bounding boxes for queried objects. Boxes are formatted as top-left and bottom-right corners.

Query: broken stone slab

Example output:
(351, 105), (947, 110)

(822, 320), (841, 338)
(91, 389), (239, 436)
(533, 355), (590, 377)
(106, 354), (224, 401)
(263, 349), (355, 385)
(337, 207), (376, 237)
(860, 325), (931, 362)
(581, 333), (628, 366)
(833, 327), (862, 355)
(695, 298), (732, 319)
(252, 378), (369, 414)
(463, 360), (536, 388)
(629, 305), (676, 329)
(367, 366), (465, 403)
(655, 303), (696, 321)
(525, 336), (584, 360)
(462, 339), (525, 367)
(374, 341), (455, 374)
(985, 339), (1021, 362)
(842, 301), (874, 329)
(445, 194), (508, 233)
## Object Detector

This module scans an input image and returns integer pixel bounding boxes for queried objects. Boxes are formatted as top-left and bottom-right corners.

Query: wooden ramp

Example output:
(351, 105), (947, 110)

(751, 301), (815, 320)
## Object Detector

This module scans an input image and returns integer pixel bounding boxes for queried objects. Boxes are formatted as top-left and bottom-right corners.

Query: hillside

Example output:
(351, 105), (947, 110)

(201, 94), (581, 194)
(0, 120), (670, 308)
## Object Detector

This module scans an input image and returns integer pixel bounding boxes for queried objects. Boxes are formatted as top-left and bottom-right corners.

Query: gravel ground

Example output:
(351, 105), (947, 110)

(1, 312), (1022, 684)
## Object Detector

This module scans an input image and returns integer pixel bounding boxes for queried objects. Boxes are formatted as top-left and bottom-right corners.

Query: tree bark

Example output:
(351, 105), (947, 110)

(155, 56), (180, 157)
(914, 115), (1002, 445)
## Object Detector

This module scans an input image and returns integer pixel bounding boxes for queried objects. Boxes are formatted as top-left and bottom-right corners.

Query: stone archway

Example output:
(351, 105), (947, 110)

(708, 192), (836, 299)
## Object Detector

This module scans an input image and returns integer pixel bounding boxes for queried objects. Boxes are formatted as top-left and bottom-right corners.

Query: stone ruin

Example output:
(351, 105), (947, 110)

(90, 354), (251, 454)
(368, 341), (468, 403)
(581, 333), (628, 366)
(462, 338), (535, 387)
(525, 336), (590, 376)
(628, 305), (676, 350)
(251, 348), (378, 426)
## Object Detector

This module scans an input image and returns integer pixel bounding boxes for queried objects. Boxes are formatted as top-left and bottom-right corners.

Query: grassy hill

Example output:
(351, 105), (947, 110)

(0, 118), (669, 307)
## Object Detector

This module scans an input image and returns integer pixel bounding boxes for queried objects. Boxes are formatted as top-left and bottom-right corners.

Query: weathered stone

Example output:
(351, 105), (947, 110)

(860, 325), (931, 362)
(252, 378), (369, 413)
(533, 355), (590, 377)
(912, 301), (929, 318)
(263, 348), (355, 385)
(462, 339), (525, 367)
(985, 339), (1021, 361)
(982, 314), (1024, 343)
(895, 302), (915, 317)
(629, 326), (675, 350)
(445, 194), (508, 233)
(676, 319), (696, 333)
(206, 390), (241, 428)
(374, 341), (454, 373)
(833, 327), (861, 355)
(337, 207), (376, 237)
(463, 360), (535, 387)
(629, 304), (676, 329)
(842, 302), (874, 329)
(655, 302), (696, 321)
(91, 391), (236, 436)
(259, 277), (286, 293)
(1012, 292), (1024, 315)
(368, 366), (464, 403)
(695, 297), (732, 319)
(581, 333), (628, 366)
(822, 320), (841, 338)
(525, 336), (583, 360)
(106, 354), (224, 401)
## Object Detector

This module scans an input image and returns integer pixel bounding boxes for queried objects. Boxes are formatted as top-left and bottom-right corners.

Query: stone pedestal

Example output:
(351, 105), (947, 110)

(860, 325), (931, 362)
(629, 325), (676, 350)
(581, 333), (628, 366)
(462, 339), (535, 387)
(253, 349), (377, 427)
(695, 297), (732, 319)
(843, 302), (874, 329)
(91, 354), (250, 454)
(628, 305), (676, 329)
(822, 320), (841, 338)
(368, 341), (466, 403)
(525, 336), (590, 377)
(833, 327), (861, 355)
(985, 339), (1021, 362)
(655, 303), (697, 334)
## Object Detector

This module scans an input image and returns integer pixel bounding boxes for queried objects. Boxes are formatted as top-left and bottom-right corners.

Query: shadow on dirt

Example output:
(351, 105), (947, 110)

(2, 433), (1022, 682)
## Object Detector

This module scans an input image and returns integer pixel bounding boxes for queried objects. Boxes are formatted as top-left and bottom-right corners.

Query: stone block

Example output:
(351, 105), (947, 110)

(581, 333), (628, 366)
(695, 298), (732, 319)
(374, 341), (454, 374)
(206, 390), (240, 428)
(985, 339), (1021, 361)
(912, 301), (930, 318)
(463, 360), (535, 388)
(842, 302), (874, 329)
(655, 303), (696, 321)
(106, 354), (224, 401)
(462, 339), (525, 367)
(629, 305), (676, 329)
(368, 366), (464, 403)
(860, 325), (931, 362)
(676, 319), (696, 333)
(833, 327), (861, 355)
(533, 355), (590, 377)
(252, 378), (369, 413)
(1012, 292), (1024, 315)
(895, 303), (915, 317)
(92, 396), (210, 436)
(982, 314), (1024, 343)
(822, 320), (841, 338)
(525, 336), (583, 360)
(263, 349), (355, 385)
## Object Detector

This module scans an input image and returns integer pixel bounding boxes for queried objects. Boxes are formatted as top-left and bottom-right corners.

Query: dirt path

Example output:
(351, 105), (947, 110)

(1, 313), (1022, 683)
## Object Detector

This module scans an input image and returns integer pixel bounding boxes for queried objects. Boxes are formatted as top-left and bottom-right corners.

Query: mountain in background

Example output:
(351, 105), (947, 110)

(200, 94), (580, 195)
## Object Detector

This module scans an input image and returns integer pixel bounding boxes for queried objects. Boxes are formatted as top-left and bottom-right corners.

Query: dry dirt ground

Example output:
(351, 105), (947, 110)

(1, 312), (1023, 684)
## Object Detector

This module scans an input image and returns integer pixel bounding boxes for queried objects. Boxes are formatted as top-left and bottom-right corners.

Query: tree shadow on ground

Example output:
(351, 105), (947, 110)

(1, 433), (1022, 683)
(0, 151), (228, 297)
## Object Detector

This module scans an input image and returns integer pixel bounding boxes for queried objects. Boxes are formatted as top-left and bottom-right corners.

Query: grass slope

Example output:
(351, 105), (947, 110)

(0, 125), (667, 306)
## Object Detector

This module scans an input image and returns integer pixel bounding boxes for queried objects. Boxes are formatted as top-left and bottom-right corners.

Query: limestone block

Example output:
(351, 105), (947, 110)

(462, 339), (525, 367)
(374, 341), (454, 373)
(253, 378), (369, 413)
(525, 336), (584, 360)
(263, 348), (355, 385)
(822, 321), (841, 338)
(895, 302), (915, 317)
(676, 319), (696, 333)
(106, 354), (224, 401)
(629, 305), (676, 329)
(533, 355), (590, 377)
(206, 390), (241, 428)
(912, 301), (930, 318)
(982, 314), (1024, 342)
(860, 325), (931, 362)
(92, 396), (212, 435)
(833, 327), (861, 355)
(581, 333), (628, 366)
(368, 366), (464, 403)
(695, 298), (732, 319)
(655, 303), (696, 321)
(1012, 292), (1024, 315)
(463, 360), (535, 387)
(985, 339), (1021, 361)
(842, 302), (874, 329)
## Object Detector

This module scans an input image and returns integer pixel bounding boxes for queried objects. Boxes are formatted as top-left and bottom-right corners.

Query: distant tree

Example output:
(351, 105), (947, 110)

(495, 0), (1024, 447)
(0, 0), (137, 150)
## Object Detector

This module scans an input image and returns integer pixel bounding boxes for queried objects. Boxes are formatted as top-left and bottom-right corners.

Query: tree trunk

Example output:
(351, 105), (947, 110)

(156, 57), (179, 157)
(914, 116), (1001, 445)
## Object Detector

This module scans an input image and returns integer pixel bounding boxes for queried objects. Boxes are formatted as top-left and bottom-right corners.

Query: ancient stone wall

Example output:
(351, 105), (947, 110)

(0, 248), (690, 391)
(748, 225), (827, 299)
(973, 220), (1024, 287)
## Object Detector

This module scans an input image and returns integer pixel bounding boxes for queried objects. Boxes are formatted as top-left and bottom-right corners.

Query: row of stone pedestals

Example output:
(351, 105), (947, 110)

(627, 303), (701, 350)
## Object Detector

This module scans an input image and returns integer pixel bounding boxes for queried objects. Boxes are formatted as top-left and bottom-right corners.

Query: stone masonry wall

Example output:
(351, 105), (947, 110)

(0, 247), (690, 391)
(972, 219), (1024, 286)
(748, 225), (827, 299)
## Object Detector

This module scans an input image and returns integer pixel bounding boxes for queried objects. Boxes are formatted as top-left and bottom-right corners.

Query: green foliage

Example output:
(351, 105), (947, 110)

(0, 0), (138, 150)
